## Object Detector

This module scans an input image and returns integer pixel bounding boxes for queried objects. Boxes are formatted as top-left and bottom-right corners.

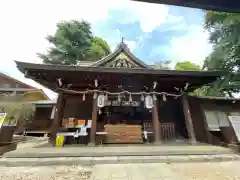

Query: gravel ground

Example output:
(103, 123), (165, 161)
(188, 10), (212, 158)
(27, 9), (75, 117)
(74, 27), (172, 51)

(1, 161), (240, 180)
(0, 165), (92, 180)
(171, 161), (240, 180)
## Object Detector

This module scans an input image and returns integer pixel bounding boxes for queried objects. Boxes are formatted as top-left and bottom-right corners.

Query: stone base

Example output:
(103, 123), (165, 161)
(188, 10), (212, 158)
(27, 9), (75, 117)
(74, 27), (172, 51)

(188, 140), (197, 145)
(228, 144), (240, 152)
(153, 141), (162, 145)
(88, 143), (95, 147)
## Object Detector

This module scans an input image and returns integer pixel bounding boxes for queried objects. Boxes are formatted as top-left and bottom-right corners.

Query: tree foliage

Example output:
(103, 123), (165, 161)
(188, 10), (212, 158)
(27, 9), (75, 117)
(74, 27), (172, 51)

(175, 61), (201, 71)
(0, 102), (35, 126)
(174, 61), (207, 96)
(85, 37), (111, 61)
(38, 20), (111, 65)
(203, 11), (240, 96)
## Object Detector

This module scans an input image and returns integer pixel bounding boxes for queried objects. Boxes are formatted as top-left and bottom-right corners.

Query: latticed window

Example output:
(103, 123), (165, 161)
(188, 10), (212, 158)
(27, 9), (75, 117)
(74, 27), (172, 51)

(204, 110), (230, 131)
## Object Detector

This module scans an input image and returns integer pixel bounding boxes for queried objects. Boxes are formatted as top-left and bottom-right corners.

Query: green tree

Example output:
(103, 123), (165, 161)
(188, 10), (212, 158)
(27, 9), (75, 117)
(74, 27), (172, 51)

(0, 99), (35, 126)
(85, 37), (111, 61)
(203, 11), (240, 97)
(175, 61), (201, 71)
(174, 61), (207, 96)
(38, 20), (111, 65)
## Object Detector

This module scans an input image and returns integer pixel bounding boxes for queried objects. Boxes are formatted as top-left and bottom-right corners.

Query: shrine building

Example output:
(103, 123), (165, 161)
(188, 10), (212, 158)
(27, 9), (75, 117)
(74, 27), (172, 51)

(15, 42), (237, 146)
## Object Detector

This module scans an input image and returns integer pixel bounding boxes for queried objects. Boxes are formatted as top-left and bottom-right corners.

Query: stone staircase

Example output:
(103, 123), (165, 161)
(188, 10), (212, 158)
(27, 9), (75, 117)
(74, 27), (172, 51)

(1, 154), (240, 167)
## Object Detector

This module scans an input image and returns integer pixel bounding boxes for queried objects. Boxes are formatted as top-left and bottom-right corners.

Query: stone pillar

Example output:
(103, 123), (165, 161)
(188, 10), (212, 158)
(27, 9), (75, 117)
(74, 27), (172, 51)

(152, 98), (161, 144)
(89, 95), (98, 146)
(181, 94), (197, 144)
(50, 91), (64, 146)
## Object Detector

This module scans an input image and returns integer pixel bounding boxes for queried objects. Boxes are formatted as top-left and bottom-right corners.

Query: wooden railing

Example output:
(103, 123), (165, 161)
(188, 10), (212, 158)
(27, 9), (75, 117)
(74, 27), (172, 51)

(161, 123), (175, 140)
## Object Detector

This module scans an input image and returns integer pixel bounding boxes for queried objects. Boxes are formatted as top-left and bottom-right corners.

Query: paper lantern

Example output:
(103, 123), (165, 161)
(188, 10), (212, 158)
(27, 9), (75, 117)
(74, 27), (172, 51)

(97, 94), (105, 108)
(145, 95), (153, 109)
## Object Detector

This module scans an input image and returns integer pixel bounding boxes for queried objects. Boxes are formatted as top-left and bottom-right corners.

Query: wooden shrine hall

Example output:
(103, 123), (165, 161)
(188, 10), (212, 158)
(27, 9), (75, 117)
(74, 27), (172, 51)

(15, 42), (226, 146)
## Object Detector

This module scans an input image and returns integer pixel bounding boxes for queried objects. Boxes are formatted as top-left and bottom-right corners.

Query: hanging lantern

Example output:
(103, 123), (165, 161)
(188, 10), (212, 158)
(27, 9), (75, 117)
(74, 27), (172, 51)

(97, 94), (105, 108)
(94, 79), (98, 87)
(93, 92), (97, 99)
(163, 94), (167, 101)
(129, 94), (132, 102)
(118, 94), (121, 102)
(145, 95), (153, 109)
(82, 93), (86, 101)
(153, 94), (157, 101)
(105, 93), (108, 101)
(141, 94), (144, 101)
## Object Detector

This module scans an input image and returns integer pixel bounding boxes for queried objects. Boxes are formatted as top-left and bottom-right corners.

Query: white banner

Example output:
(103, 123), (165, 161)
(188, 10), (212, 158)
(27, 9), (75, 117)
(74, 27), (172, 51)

(86, 120), (92, 128)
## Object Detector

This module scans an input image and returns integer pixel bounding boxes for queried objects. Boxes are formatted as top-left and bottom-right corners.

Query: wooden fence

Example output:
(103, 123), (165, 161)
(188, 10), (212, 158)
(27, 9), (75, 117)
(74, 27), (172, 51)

(161, 123), (175, 140)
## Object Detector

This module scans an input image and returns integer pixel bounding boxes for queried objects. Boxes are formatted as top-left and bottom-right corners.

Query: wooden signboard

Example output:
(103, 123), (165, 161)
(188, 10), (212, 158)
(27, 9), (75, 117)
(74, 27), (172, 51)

(105, 100), (140, 107)
(228, 116), (240, 142)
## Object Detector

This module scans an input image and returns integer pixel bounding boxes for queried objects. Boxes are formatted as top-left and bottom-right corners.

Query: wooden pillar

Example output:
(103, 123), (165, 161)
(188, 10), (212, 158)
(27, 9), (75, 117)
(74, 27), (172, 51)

(50, 91), (64, 146)
(152, 99), (161, 143)
(199, 104), (212, 144)
(182, 94), (197, 144)
(89, 95), (98, 146)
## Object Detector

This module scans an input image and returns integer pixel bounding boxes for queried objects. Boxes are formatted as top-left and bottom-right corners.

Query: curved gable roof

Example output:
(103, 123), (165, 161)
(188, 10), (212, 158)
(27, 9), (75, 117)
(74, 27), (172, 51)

(90, 42), (151, 69)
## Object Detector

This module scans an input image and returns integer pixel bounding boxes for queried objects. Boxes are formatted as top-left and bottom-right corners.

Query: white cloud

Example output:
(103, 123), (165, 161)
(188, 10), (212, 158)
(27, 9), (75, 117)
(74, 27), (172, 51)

(125, 40), (137, 51)
(0, 0), (170, 99)
(168, 25), (212, 67)
(110, 1), (170, 32)
(0, 0), (202, 99)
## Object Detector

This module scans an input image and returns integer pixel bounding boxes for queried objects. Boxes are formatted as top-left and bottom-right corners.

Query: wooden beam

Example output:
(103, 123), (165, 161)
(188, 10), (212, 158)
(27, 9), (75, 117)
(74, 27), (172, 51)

(182, 94), (197, 144)
(152, 98), (161, 143)
(49, 91), (64, 146)
(89, 95), (98, 146)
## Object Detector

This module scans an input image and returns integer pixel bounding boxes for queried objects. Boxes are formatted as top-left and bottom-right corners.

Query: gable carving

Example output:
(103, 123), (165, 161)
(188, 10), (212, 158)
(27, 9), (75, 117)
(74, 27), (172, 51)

(104, 53), (140, 68)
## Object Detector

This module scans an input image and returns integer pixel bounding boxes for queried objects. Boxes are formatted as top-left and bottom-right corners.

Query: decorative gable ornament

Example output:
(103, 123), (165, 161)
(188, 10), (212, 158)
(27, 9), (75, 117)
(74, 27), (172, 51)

(97, 94), (105, 108)
(145, 95), (153, 109)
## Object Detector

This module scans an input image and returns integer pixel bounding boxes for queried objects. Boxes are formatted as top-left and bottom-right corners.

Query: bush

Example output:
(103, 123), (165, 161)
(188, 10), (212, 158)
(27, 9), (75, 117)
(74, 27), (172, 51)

(0, 102), (35, 126)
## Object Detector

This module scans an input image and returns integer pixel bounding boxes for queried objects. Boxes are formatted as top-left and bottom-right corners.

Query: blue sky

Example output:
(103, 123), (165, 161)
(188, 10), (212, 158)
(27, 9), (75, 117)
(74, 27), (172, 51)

(0, 0), (213, 99)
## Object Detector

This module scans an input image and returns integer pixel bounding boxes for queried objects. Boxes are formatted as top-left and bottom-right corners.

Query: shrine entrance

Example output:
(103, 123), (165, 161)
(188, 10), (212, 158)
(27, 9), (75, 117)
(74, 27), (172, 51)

(96, 100), (152, 144)
(158, 96), (188, 142)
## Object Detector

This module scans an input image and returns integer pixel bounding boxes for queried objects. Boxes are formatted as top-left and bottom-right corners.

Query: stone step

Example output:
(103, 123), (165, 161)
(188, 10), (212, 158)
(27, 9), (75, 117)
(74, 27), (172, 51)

(1, 154), (240, 167)
(3, 147), (235, 158)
